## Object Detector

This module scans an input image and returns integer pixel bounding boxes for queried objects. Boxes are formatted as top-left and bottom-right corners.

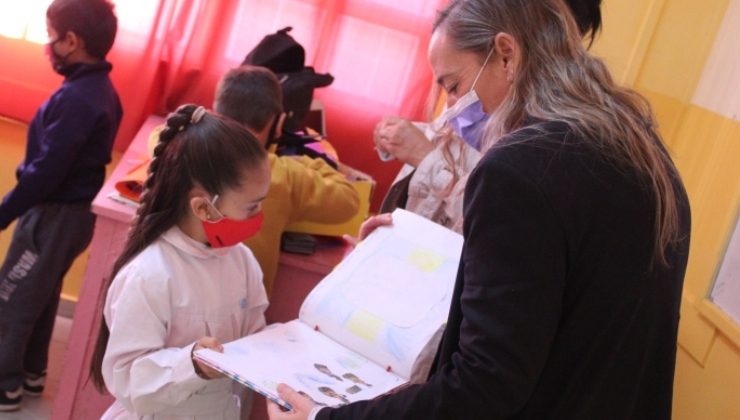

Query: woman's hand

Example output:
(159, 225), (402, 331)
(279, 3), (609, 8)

(267, 383), (317, 420)
(374, 117), (434, 167)
(191, 336), (225, 379)
(342, 213), (394, 247)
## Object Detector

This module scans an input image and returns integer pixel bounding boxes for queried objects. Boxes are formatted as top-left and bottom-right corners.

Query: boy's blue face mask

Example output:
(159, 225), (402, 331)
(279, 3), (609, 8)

(431, 48), (494, 151)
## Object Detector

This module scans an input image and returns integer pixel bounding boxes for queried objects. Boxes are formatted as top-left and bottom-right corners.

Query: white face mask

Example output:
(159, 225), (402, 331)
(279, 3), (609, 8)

(430, 48), (494, 150)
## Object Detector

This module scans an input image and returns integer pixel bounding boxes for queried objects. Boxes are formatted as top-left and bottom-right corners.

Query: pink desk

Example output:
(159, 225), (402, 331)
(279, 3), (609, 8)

(265, 239), (347, 324)
(51, 116), (347, 419)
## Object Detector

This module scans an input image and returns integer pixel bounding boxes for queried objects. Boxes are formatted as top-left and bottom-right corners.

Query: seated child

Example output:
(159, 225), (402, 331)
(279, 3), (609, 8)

(214, 65), (360, 295)
(90, 105), (270, 419)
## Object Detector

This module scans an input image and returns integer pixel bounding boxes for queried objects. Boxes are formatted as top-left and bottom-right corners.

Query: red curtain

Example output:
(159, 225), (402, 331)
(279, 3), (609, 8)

(0, 0), (445, 210)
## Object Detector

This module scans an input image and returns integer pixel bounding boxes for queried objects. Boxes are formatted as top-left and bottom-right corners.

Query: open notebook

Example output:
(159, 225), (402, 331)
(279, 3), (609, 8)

(194, 209), (463, 409)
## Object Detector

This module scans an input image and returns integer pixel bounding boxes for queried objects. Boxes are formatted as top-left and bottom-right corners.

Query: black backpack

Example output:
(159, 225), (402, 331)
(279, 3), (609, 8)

(243, 27), (337, 167)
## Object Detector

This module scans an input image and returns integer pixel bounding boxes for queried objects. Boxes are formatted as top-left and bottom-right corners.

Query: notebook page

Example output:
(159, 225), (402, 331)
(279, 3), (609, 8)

(299, 209), (463, 379)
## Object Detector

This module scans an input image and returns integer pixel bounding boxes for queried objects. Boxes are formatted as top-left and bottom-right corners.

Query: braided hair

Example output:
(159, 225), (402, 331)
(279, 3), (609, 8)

(90, 104), (266, 391)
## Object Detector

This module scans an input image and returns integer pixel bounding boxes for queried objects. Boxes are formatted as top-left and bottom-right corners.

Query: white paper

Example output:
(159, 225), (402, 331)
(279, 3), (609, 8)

(195, 320), (406, 409)
(299, 209), (463, 378)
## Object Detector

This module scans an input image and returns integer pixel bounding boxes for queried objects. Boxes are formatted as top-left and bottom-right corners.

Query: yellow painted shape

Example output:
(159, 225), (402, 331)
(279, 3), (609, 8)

(590, 0), (666, 85)
(636, 0), (731, 101)
(658, 101), (740, 368)
(675, 332), (740, 420)
(670, 106), (740, 297)
(345, 309), (385, 342)
(612, 0), (740, 407)
(678, 293), (716, 365)
(697, 299), (740, 352)
(407, 249), (444, 273)
(653, 67), (740, 419)
(638, 89), (687, 145)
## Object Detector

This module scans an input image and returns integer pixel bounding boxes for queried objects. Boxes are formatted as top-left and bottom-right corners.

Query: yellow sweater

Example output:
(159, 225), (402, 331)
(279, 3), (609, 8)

(243, 154), (360, 295)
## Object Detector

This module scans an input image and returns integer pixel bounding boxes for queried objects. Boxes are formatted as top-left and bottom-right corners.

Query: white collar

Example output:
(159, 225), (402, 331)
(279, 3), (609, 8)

(161, 225), (233, 259)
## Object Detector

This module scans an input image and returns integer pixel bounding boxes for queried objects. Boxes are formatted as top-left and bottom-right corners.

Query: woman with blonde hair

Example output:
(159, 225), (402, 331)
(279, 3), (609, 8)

(374, 0), (605, 233)
(271, 0), (691, 418)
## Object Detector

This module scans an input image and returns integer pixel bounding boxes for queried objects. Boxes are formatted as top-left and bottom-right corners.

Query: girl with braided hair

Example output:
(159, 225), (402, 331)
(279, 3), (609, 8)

(90, 104), (271, 419)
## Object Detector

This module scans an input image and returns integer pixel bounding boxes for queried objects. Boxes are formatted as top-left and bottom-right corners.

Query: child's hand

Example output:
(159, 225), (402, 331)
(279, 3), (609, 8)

(191, 336), (225, 379)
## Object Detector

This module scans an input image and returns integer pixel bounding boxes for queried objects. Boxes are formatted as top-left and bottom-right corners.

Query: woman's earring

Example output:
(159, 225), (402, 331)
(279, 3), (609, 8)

(507, 69), (514, 83)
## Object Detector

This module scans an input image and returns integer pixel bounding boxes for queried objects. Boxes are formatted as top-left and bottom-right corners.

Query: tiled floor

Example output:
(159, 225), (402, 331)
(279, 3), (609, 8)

(0, 315), (72, 420)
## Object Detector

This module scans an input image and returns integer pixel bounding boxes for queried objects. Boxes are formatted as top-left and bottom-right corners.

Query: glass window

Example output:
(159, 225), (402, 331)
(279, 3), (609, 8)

(0, 1), (51, 42)
(328, 16), (419, 107)
(225, 0), (326, 64)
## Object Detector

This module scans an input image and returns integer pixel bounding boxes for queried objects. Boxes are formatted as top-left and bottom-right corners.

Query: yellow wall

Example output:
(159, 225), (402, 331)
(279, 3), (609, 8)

(592, 0), (740, 418)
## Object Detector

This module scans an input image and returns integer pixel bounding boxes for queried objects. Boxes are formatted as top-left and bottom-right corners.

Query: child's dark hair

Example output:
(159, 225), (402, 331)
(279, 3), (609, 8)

(89, 104), (267, 392)
(214, 65), (283, 132)
(47, 0), (118, 59)
(564, 0), (603, 43)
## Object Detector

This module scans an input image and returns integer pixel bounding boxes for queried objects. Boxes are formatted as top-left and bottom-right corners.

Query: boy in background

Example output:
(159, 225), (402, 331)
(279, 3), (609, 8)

(0, 0), (122, 411)
(214, 65), (359, 295)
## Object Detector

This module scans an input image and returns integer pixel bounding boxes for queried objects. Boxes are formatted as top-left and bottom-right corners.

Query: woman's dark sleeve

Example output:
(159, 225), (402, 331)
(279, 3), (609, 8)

(318, 148), (569, 419)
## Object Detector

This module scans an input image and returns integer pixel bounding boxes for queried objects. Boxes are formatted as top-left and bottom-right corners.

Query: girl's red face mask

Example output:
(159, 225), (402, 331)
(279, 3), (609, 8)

(202, 195), (264, 248)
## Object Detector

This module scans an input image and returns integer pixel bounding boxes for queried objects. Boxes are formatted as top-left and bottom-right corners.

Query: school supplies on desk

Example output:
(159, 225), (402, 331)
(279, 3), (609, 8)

(281, 232), (318, 255)
(195, 209), (463, 409)
(106, 192), (140, 208)
(113, 158), (149, 201)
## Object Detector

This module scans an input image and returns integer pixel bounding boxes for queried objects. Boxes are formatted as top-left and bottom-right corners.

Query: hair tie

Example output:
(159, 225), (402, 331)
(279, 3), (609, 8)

(191, 106), (207, 124)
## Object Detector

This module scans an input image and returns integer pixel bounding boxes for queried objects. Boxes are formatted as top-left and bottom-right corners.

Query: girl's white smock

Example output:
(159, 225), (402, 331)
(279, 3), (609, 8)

(101, 226), (268, 419)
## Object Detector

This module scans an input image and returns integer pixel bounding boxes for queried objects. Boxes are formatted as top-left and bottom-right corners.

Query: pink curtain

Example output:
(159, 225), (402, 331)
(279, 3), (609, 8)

(0, 0), (446, 210)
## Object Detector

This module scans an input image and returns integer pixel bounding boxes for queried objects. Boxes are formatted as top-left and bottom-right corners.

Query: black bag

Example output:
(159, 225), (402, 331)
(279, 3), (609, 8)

(243, 27), (334, 134)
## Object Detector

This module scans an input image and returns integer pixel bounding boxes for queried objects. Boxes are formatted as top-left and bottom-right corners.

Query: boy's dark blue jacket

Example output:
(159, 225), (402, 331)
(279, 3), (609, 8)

(0, 61), (122, 230)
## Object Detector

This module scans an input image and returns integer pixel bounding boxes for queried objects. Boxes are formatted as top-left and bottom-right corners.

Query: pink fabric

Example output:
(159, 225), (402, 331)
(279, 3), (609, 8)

(0, 0), (446, 210)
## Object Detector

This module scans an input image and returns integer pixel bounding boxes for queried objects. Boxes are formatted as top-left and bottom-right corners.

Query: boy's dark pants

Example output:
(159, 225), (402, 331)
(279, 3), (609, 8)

(0, 203), (95, 391)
